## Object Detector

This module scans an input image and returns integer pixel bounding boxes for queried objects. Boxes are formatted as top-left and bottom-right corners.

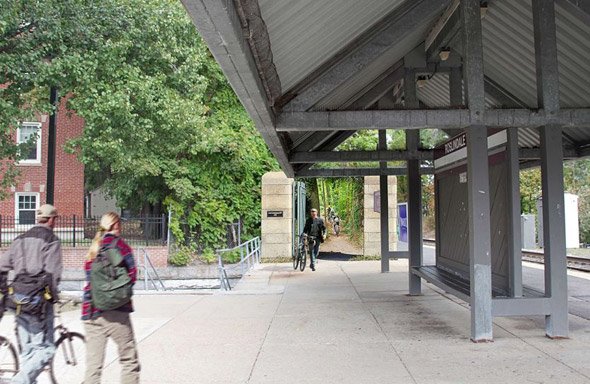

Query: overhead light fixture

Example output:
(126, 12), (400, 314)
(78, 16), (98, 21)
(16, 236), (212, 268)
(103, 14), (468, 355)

(439, 47), (451, 61)
(480, 2), (488, 18)
(417, 76), (428, 88)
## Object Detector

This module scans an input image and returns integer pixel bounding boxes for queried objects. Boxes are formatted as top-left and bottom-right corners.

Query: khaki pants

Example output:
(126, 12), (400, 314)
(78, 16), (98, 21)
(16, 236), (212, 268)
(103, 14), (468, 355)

(83, 310), (140, 384)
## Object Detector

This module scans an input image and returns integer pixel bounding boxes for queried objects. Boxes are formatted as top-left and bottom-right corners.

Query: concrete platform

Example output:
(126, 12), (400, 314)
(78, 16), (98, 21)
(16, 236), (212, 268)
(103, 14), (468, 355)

(1, 259), (588, 383)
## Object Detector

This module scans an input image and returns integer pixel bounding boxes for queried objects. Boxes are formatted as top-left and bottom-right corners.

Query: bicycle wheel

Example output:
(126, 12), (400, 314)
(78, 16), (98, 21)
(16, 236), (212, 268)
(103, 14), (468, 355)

(293, 248), (300, 270)
(50, 332), (85, 384)
(300, 245), (307, 271)
(0, 336), (18, 379)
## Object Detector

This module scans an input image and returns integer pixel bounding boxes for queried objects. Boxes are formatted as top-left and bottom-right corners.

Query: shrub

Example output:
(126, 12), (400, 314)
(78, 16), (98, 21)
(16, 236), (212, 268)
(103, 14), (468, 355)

(222, 249), (242, 264)
(169, 245), (194, 266)
(201, 248), (216, 264)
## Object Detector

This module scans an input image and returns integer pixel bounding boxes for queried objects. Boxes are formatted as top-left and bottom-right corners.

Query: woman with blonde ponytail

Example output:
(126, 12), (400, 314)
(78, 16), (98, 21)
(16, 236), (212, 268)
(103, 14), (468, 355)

(81, 212), (140, 384)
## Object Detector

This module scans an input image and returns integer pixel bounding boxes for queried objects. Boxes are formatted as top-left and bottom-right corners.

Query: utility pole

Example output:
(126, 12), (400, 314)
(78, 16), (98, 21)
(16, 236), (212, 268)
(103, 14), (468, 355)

(46, 87), (58, 205)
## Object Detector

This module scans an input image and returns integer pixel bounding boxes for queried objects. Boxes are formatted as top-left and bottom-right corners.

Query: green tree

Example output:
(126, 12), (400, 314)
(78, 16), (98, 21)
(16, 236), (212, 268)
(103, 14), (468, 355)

(1, 0), (131, 197)
(1, 0), (279, 255)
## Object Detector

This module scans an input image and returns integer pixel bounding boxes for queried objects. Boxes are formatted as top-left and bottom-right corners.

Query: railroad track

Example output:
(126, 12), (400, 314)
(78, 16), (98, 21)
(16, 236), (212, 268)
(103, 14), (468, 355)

(522, 250), (590, 272)
(423, 238), (590, 272)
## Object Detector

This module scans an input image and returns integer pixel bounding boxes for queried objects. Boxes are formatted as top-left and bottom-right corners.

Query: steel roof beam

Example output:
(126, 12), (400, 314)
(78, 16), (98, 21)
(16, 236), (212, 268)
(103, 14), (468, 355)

(559, 0), (590, 21)
(276, 108), (590, 131)
(520, 147), (577, 159)
(289, 150), (435, 164)
(293, 130), (358, 174)
(425, 0), (487, 63)
(484, 76), (530, 108)
(291, 131), (338, 152)
(283, 0), (450, 112)
(346, 61), (405, 110)
(425, 0), (462, 62)
(289, 146), (578, 164)
(181, 0), (294, 176)
(576, 146), (590, 158)
(296, 167), (434, 178)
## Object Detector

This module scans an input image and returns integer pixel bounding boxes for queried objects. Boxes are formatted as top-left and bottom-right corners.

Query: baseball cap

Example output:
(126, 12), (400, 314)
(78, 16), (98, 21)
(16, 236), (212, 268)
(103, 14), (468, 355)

(37, 204), (58, 219)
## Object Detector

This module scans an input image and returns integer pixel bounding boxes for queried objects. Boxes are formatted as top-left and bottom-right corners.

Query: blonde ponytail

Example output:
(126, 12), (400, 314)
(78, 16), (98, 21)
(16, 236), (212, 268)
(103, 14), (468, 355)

(86, 212), (121, 261)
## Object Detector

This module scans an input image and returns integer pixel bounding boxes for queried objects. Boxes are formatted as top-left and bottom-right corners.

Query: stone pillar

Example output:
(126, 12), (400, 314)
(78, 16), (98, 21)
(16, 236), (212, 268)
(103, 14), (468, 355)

(363, 176), (397, 257)
(261, 172), (293, 260)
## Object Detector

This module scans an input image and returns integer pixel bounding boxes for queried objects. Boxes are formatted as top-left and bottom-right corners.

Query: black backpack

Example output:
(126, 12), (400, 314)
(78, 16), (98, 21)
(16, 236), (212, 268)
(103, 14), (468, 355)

(6, 240), (56, 318)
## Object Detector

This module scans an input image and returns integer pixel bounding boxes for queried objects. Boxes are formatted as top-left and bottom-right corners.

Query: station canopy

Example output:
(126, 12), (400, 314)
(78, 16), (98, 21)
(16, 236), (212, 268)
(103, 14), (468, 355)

(182, 0), (590, 177)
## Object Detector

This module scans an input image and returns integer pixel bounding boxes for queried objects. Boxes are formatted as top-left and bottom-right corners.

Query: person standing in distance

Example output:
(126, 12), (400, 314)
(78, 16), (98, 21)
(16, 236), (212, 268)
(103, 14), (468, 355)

(0, 204), (62, 384)
(303, 208), (326, 271)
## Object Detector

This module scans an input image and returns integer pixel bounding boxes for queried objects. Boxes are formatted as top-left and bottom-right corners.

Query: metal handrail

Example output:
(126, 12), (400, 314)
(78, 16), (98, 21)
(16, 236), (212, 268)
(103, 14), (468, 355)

(139, 248), (166, 291)
(216, 237), (261, 291)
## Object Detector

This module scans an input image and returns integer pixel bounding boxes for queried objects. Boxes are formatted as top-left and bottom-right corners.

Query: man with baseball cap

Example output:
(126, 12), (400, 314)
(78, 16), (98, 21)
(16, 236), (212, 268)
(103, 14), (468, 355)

(0, 204), (63, 383)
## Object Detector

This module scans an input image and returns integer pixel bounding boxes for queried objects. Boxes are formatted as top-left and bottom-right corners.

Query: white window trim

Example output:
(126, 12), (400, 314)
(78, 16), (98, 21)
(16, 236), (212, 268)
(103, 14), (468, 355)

(17, 122), (42, 165)
(15, 192), (40, 226)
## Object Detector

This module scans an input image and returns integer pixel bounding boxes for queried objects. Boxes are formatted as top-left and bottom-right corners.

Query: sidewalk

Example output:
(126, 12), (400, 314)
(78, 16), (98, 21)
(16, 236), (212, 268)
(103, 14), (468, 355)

(5, 259), (588, 383)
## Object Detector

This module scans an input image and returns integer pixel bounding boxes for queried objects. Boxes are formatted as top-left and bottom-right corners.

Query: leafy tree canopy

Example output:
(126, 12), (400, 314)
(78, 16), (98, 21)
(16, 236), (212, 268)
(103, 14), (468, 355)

(1, 0), (279, 252)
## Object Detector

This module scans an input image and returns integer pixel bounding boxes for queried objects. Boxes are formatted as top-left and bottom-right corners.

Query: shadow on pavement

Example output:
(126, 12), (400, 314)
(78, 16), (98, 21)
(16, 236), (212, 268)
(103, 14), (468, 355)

(318, 251), (361, 261)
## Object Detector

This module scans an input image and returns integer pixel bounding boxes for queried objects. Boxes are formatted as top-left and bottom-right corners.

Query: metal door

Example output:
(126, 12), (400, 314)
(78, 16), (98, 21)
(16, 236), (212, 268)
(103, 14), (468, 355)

(292, 181), (307, 256)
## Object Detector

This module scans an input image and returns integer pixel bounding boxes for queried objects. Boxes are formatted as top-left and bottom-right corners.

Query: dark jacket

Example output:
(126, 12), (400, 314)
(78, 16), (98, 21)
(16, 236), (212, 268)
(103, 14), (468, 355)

(0, 225), (63, 289)
(303, 217), (326, 239)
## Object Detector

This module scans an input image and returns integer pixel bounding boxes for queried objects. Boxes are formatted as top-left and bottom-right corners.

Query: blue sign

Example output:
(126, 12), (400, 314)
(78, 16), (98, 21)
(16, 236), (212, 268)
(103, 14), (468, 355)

(398, 203), (408, 243)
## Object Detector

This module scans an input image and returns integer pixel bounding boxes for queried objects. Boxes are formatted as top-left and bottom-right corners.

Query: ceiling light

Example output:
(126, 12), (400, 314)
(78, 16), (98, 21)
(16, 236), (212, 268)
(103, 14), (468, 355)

(417, 76), (428, 88)
(480, 3), (488, 18)
(439, 48), (451, 61)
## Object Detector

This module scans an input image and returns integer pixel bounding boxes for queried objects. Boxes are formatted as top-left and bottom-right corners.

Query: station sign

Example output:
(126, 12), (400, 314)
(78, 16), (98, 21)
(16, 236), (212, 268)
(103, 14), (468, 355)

(434, 130), (507, 170)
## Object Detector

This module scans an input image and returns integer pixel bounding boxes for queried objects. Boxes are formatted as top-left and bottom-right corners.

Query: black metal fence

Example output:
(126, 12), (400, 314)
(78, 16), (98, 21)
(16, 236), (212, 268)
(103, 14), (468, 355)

(0, 215), (168, 248)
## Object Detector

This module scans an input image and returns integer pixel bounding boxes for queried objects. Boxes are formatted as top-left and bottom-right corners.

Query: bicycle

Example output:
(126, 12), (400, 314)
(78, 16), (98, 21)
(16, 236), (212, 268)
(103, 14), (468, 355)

(333, 220), (340, 237)
(0, 297), (86, 383)
(294, 234), (317, 272)
(0, 331), (18, 380)
(48, 298), (86, 384)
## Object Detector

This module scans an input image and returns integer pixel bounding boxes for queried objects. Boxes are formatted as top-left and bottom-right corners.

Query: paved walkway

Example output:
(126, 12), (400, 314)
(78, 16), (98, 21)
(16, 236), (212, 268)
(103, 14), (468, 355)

(2, 259), (589, 383)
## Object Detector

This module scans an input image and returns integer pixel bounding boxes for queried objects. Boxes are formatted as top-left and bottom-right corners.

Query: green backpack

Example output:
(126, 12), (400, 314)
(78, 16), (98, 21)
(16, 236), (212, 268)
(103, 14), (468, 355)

(90, 238), (133, 311)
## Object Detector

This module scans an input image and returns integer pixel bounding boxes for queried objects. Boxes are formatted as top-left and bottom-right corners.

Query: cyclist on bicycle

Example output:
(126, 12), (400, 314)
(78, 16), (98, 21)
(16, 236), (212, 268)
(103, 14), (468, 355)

(0, 204), (62, 384)
(302, 208), (326, 271)
(333, 215), (341, 236)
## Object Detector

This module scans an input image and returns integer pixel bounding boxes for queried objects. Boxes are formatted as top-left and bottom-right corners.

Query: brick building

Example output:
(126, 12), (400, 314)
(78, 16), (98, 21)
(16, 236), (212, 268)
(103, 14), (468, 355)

(0, 97), (85, 222)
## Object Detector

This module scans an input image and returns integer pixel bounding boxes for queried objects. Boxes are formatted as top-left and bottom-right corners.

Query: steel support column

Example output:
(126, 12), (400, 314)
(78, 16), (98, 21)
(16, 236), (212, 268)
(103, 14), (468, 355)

(379, 130), (389, 273)
(407, 141), (422, 294)
(405, 68), (423, 295)
(540, 126), (568, 338)
(533, 0), (568, 338)
(449, 66), (463, 107)
(507, 128), (523, 297)
(462, 0), (493, 342)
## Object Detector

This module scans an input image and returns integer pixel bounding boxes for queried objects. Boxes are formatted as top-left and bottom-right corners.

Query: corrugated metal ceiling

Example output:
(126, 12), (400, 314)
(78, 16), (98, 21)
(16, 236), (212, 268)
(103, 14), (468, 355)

(258, 0), (406, 92)
(417, 73), (452, 109)
(259, 0), (589, 152)
(314, 19), (436, 111)
(458, 0), (590, 109)
(314, 23), (438, 111)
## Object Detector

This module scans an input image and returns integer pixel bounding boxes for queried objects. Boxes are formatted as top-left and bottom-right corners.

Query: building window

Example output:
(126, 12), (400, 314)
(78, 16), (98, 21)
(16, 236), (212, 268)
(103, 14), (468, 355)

(15, 193), (39, 225)
(17, 123), (42, 164)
